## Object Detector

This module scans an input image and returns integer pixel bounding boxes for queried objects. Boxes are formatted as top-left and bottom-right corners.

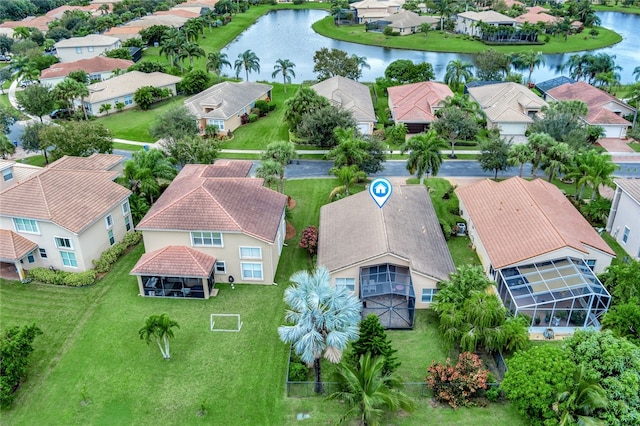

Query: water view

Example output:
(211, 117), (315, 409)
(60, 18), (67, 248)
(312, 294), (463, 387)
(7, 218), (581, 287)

(223, 9), (639, 84)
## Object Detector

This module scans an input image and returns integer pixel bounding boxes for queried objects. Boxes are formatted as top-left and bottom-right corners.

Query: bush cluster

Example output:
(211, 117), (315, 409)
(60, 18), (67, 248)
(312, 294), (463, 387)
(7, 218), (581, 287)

(287, 351), (309, 381)
(27, 268), (97, 287)
(93, 231), (142, 273)
(426, 352), (489, 408)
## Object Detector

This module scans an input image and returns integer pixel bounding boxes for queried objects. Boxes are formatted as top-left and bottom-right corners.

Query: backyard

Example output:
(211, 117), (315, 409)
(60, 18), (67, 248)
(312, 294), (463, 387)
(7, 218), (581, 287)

(0, 178), (526, 425)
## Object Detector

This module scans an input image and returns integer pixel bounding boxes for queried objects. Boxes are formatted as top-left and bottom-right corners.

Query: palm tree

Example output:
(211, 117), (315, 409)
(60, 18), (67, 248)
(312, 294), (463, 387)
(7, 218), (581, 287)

(513, 50), (545, 85)
(588, 153), (617, 200)
(328, 354), (415, 426)
(234, 49), (260, 82)
(119, 149), (177, 205)
(327, 128), (369, 168)
(633, 66), (640, 82)
(593, 71), (620, 94)
(53, 78), (88, 116)
(401, 130), (446, 185)
(179, 42), (205, 68)
(444, 59), (474, 92)
(159, 36), (180, 66)
(555, 365), (607, 426)
(543, 141), (573, 182)
(255, 159), (282, 191)
(435, 0), (454, 31)
(138, 314), (180, 360)
(329, 164), (366, 196)
(271, 59), (296, 93)
(12, 26), (30, 40)
(261, 140), (296, 192)
(206, 51), (231, 76)
(507, 143), (534, 178)
(351, 54), (370, 81)
(278, 266), (361, 393)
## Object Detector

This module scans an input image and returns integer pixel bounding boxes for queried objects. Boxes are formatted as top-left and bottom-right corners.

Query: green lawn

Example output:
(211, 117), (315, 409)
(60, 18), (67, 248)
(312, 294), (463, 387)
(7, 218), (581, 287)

(601, 232), (630, 266)
(112, 142), (145, 151)
(21, 155), (46, 167)
(313, 16), (622, 54)
(593, 4), (640, 14)
(629, 142), (640, 152)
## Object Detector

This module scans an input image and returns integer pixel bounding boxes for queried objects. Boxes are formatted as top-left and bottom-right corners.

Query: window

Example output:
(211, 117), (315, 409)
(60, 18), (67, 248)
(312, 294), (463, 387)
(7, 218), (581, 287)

(124, 215), (131, 231)
(13, 218), (39, 234)
(60, 251), (78, 267)
(215, 261), (226, 273)
(26, 252), (35, 263)
(108, 229), (115, 245)
(75, 47), (82, 53)
(421, 288), (438, 303)
(122, 201), (130, 215)
(2, 168), (13, 181)
(239, 247), (261, 259)
(622, 227), (630, 244)
(206, 119), (224, 130)
(105, 214), (113, 229)
(241, 263), (263, 280)
(124, 95), (133, 105)
(335, 278), (355, 292)
(88, 46), (94, 52)
(39, 248), (47, 258)
(54, 237), (72, 249)
(585, 259), (596, 271)
(191, 231), (223, 247)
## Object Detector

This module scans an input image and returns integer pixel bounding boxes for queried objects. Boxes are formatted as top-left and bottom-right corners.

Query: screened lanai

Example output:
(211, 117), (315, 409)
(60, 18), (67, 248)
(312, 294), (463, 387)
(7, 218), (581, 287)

(360, 264), (416, 329)
(496, 257), (611, 329)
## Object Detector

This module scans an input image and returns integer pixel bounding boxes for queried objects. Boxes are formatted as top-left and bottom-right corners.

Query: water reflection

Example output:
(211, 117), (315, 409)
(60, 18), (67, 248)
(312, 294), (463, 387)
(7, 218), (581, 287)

(223, 9), (639, 83)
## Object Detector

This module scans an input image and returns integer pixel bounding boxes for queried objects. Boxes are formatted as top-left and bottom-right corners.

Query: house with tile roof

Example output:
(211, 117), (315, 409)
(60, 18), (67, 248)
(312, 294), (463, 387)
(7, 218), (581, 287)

(350, 0), (404, 24)
(54, 35), (121, 63)
(454, 11), (518, 37)
(545, 81), (635, 138)
(457, 177), (615, 332)
(380, 10), (439, 35)
(0, 155), (132, 276)
(466, 82), (548, 136)
(515, 6), (561, 25)
(606, 179), (640, 261)
(317, 185), (456, 329)
(311, 76), (377, 135)
(0, 159), (42, 192)
(131, 161), (288, 299)
(81, 71), (181, 117)
(40, 57), (134, 88)
(184, 81), (273, 135)
(387, 82), (453, 133)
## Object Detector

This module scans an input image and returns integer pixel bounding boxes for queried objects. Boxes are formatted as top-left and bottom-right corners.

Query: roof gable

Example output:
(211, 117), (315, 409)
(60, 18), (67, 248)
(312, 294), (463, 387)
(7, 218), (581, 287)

(388, 82), (453, 122)
(467, 82), (547, 124)
(0, 229), (38, 261)
(183, 81), (272, 120)
(131, 245), (216, 277)
(311, 76), (376, 122)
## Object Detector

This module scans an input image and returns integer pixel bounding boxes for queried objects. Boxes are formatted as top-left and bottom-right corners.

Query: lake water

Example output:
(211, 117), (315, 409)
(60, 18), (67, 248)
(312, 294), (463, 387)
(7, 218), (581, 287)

(223, 10), (640, 84)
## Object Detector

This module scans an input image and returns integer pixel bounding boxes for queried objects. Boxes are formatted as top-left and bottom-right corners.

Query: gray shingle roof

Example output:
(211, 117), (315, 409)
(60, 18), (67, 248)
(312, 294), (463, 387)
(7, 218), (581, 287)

(183, 81), (273, 121)
(311, 76), (376, 123)
(467, 82), (547, 124)
(318, 185), (455, 280)
(86, 71), (181, 103)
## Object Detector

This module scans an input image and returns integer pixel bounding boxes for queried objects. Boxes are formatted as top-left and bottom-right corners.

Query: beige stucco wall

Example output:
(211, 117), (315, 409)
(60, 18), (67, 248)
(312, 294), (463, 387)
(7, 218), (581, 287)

(88, 83), (177, 117)
(608, 190), (640, 261)
(140, 223), (283, 285)
(56, 42), (120, 63)
(0, 197), (132, 272)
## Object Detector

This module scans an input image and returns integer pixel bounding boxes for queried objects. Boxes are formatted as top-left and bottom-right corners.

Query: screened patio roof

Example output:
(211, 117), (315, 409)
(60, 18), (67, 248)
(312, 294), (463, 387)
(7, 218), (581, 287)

(498, 257), (610, 309)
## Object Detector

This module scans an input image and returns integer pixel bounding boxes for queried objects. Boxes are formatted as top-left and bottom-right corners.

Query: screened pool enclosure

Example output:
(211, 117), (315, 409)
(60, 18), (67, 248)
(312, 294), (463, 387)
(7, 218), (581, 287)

(360, 264), (416, 329)
(496, 257), (611, 329)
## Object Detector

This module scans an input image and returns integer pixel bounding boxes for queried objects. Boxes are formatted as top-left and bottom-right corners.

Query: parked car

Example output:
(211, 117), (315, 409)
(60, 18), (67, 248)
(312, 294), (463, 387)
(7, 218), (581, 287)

(19, 80), (37, 88)
(49, 109), (72, 119)
(0, 54), (12, 62)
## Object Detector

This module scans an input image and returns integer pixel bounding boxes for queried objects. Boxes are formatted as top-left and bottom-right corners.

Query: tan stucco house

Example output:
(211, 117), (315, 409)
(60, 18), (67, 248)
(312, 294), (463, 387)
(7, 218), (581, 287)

(39, 57), (134, 88)
(311, 76), (377, 135)
(131, 161), (288, 299)
(54, 34), (121, 63)
(387, 81), (453, 134)
(317, 185), (456, 329)
(454, 11), (518, 37)
(0, 154), (132, 279)
(350, 0), (404, 23)
(183, 81), (272, 135)
(384, 11), (439, 35)
(457, 177), (615, 333)
(607, 179), (640, 261)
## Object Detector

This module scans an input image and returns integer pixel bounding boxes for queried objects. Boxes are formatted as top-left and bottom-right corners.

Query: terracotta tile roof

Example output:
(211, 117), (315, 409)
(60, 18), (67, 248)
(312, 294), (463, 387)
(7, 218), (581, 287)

(456, 177), (615, 269)
(615, 178), (640, 205)
(103, 27), (142, 37)
(467, 82), (547, 124)
(86, 71), (181, 104)
(0, 168), (131, 234)
(136, 164), (287, 243)
(40, 57), (134, 80)
(0, 159), (41, 190)
(318, 185), (456, 280)
(131, 245), (216, 277)
(0, 229), (38, 262)
(547, 81), (635, 126)
(515, 10), (560, 24)
(47, 154), (124, 171)
(388, 82), (453, 123)
(155, 9), (200, 18)
(312, 76), (376, 123)
(199, 160), (253, 178)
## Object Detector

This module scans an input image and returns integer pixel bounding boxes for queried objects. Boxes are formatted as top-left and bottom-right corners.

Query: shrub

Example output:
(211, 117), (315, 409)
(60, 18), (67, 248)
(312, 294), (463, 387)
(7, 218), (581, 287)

(26, 268), (96, 287)
(27, 267), (62, 285)
(63, 270), (97, 287)
(485, 386), (500, 402)
(0, 324), (42, 407)
(254, 100), (270, 116)
(383, 26), (393, 36)
(240, 113), (249, 125)
(122, 231), (142, 247)
(288, 361), (308, 381)
(93, 231), (142, 273)
(299, 225), (318, 257)
(426, 352), (489, 408)
(248, 113), (258, 123)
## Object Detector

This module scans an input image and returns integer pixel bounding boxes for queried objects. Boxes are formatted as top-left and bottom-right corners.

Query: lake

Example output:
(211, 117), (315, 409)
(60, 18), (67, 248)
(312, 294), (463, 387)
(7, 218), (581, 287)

(223, 9), (640, 84)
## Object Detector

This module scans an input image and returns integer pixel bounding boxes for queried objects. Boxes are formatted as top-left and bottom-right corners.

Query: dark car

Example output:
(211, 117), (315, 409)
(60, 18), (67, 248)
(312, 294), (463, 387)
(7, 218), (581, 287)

(0, 54), (12, 62)
(49, 109), (72, 119)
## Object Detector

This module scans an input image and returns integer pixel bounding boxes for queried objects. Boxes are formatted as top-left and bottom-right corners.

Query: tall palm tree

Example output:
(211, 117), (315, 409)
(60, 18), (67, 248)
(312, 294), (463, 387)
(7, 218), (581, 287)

(234, 49), (260, 82)
(401, 130), (446, 185)
(327, 128), (369, 168)
(329, 164), (366, 196)
(543, 141), (573, 182)
(555, 364), (607, 426)
(328, 354), (415, 426)
(120, 149), (177, 205)
(53, 78), (87, 116)
(255, 159), (282, 191)
(206, 51), (231, 76)
(435, 0), (454, 31)
(507, 143), (534, 178)
(351, 54), (370, 81)
(278, 266), (361, 393)
(633, 66), (640, 82)
(271, 58), (296, 93)
(444, 59), (474, 92)
(180, 42), (205, 68)
(588, 153), (617, 200)
(138, 314), (180, 360)
(513, 50), (545, 85)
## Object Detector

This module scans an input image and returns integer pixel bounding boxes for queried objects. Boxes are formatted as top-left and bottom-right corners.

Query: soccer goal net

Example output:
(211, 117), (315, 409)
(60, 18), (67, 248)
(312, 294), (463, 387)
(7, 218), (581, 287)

(210, 314), (243, 332)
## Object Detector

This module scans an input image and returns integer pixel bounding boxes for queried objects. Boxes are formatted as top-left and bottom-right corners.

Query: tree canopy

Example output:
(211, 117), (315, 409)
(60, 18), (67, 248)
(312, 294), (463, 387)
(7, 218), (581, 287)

(312, 48), (361, 81)
(283, 86), (330, 131)
(40, 121), (112, 161)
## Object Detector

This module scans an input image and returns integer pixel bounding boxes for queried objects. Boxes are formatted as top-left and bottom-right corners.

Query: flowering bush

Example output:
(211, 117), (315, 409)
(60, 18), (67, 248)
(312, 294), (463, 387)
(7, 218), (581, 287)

(426, 352), (489, 408)
(299, 225), (318, 257)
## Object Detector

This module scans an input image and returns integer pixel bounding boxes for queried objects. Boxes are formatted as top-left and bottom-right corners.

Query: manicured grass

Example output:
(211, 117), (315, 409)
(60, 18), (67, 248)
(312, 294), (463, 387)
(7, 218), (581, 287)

(21, 155), (46, 167)
(601, 232), (630, 266)
(112, 142), (145, 151)
(313, 16), (622, 54)
(97, 96), (186, 142)
(448, 235), (482, 267)
(0, 93), (10, 108)
(593, 4), (640, 14)
(629, 142), (640, 152)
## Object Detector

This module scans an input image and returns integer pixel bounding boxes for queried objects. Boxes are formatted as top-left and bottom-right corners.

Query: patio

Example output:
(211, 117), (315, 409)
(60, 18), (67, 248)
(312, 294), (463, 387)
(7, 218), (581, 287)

(496, 257), (611, 330)
(360, 264), (415, 329)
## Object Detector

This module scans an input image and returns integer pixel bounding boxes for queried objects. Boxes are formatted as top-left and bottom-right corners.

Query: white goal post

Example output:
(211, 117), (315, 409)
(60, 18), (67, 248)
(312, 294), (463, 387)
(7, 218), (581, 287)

(210, 314), (243, 332)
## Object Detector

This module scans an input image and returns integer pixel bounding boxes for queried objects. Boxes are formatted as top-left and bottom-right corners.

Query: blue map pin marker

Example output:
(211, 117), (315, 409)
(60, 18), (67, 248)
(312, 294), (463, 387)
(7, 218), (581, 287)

(369, 178), (392, 208)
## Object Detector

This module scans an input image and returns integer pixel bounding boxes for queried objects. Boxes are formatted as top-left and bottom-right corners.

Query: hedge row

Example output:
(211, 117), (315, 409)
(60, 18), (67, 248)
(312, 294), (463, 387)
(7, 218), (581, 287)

(92, 231), (142, 273)
(27, 268), (96, 287)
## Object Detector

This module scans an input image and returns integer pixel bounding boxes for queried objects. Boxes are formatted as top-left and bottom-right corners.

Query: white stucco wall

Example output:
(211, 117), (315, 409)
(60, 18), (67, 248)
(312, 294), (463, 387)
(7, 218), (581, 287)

(608, 189), (640, 260)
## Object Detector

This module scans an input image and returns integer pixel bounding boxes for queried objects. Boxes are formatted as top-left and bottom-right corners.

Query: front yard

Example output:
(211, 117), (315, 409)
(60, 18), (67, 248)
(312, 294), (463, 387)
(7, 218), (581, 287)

(0, 178), (525, 425)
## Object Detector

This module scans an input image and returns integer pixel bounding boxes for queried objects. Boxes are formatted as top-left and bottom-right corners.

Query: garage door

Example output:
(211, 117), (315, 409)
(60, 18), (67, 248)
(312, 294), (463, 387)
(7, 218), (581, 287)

(602, 125), (624, 138)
